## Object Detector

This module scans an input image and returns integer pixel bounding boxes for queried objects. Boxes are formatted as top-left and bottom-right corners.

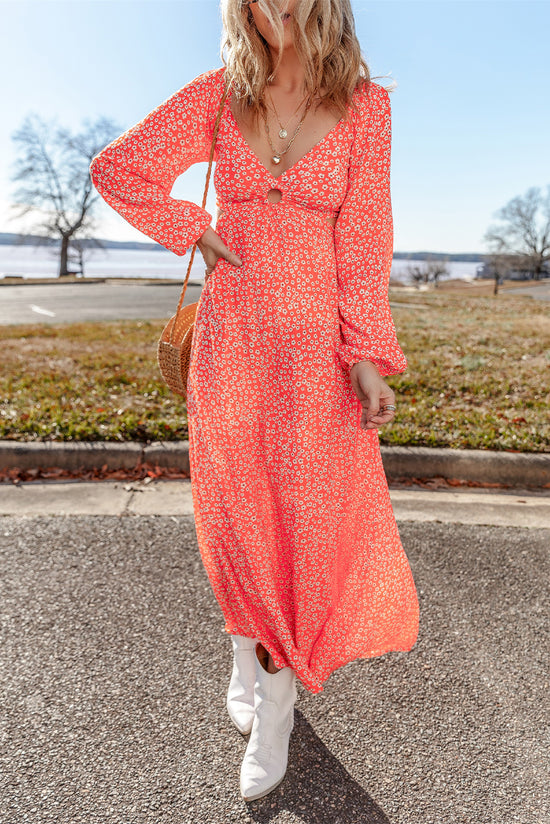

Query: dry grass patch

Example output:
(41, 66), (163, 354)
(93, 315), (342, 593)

(0, 320), (188, 442)
(0, 291), (548, 450)
(387, 291), (549, 451)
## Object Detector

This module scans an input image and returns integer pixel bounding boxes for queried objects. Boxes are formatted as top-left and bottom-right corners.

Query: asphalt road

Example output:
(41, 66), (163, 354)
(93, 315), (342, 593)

(1, 280), (549, 326)
(0, 282), (204, 325)
(505, 281), (550, 301)
(1, 514), (548, 824)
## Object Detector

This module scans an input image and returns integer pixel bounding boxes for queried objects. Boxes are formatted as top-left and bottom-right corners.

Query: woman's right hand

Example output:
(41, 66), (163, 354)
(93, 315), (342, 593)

(197, 226), (243, 282)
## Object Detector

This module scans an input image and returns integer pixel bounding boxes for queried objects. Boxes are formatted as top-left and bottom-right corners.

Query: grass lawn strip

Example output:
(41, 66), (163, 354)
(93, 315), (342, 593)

(1, 292), (548, 452)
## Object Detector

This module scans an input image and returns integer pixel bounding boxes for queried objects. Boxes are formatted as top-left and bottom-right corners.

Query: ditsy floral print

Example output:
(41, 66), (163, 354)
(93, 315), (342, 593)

(90, 67), (419, 693)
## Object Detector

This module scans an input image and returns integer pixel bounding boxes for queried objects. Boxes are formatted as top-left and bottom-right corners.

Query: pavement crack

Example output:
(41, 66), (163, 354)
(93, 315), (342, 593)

(121, 485), (136, 516)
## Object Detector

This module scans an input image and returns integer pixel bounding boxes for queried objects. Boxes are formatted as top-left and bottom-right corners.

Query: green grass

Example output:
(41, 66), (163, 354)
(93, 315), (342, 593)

(1, 291), (548, 451)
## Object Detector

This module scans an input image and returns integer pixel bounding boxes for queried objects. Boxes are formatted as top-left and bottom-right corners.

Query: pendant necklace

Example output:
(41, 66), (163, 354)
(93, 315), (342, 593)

(261, 93), (312, 166)
(266, 86), (310, 139)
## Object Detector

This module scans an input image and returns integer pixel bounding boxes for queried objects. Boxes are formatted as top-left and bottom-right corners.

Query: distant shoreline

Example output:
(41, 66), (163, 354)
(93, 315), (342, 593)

(0, 231), (488, 261)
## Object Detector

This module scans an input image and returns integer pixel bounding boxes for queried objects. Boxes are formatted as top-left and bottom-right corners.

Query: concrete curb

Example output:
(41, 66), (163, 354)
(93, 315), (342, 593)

(0, 278), (109, 286)
(381, 445), (550, 488)
(0, 277), (204, 287)
(0, 440), (187, 473)
(1, 440), (549, 488)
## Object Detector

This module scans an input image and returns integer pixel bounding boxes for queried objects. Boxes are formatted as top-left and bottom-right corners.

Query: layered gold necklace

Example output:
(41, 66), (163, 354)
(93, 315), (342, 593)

(261, 87), (312, 166)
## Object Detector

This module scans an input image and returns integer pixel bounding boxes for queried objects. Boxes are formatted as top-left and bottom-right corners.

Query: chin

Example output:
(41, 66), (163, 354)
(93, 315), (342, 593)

(266, 31), (294, 51)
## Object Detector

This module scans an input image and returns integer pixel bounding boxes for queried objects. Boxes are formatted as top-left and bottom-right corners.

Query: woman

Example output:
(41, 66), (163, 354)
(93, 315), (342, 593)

(89, 0), (419, 803)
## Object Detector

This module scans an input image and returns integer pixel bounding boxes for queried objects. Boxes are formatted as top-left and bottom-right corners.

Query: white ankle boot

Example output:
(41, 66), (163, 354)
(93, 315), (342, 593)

(240, 644), (297, 802)
(226, 634), (257, 735)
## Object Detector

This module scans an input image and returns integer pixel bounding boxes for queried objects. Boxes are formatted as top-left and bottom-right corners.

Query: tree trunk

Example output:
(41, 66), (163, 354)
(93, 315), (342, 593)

(58, 235), (69, 277)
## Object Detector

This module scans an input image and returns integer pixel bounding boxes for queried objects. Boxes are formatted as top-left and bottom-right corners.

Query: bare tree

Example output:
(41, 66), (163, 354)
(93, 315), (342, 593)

(407, 263), (427, 287)
(483, 185), (550, 281)
(483, 237), (517, 296)
(8, 113), (122, 277)
(68, 235), (106, 278)
(405, 255), (451, 288)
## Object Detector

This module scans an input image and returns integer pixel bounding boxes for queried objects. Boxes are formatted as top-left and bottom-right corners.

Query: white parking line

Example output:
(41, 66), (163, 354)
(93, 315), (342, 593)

(29, 304), (56, 317)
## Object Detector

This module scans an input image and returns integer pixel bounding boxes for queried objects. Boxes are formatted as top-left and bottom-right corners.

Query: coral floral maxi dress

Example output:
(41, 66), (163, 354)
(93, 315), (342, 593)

(90, 66), (419, 694)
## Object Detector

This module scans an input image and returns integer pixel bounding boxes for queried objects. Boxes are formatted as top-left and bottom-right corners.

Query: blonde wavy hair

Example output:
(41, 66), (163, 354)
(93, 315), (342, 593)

(220, 0), (388, 126)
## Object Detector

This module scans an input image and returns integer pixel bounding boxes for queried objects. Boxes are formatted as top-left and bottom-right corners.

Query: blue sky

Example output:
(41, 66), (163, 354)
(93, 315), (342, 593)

(1, 0), (549, 254)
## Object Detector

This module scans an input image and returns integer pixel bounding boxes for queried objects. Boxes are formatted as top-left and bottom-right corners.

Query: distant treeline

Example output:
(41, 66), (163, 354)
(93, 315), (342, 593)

(392, 251), (486, 263)
(0, 232), (163, 253)
(1, 232), (488, 261)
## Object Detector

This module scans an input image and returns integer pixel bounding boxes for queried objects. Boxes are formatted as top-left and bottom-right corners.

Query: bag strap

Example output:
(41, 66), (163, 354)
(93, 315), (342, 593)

(168, 72), (232, 343)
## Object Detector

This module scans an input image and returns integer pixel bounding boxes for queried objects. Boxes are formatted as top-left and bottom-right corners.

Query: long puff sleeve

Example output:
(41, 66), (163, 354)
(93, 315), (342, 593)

(334, 82), (407, 378)
(89, 68), (224, 256)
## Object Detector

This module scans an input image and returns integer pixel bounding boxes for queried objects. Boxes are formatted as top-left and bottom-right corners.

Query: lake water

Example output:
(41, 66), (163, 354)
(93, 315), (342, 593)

(0, 243), (483, 284)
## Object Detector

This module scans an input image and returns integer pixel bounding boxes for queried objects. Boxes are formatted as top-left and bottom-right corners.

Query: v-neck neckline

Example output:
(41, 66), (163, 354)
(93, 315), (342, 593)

(224, 91), (347, 182)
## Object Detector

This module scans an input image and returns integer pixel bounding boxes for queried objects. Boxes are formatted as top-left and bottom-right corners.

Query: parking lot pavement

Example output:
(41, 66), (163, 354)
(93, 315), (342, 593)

(507, 281), (550, 302)
(1, 506), (548, 824)
(0, 281), (203, 325)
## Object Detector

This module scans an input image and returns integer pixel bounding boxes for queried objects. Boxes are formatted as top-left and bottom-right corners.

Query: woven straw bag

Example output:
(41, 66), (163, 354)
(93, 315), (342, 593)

(157, 76), (231, 398)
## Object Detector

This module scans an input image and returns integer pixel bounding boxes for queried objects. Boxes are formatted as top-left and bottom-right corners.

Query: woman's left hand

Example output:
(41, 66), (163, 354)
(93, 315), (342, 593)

(349, 361), (397, 431)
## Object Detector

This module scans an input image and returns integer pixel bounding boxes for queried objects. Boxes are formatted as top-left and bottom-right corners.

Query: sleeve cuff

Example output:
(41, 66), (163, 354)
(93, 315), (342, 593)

(170, 205), (212, 256)
(337, 346), (408, 378)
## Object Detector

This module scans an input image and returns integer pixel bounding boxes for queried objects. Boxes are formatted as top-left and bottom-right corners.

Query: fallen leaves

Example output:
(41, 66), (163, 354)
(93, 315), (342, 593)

(0, 461), (190, 485)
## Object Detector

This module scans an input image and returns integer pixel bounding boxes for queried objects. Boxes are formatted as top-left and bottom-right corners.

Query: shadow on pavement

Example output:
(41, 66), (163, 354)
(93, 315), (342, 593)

(244, 708), (391, 822)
